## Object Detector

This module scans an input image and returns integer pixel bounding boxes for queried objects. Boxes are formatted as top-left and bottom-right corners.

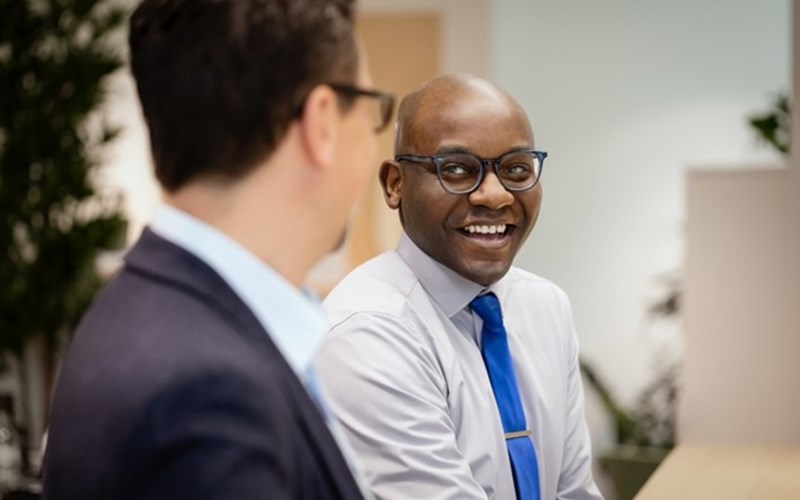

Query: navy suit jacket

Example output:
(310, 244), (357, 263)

(42, 229), (364, 500)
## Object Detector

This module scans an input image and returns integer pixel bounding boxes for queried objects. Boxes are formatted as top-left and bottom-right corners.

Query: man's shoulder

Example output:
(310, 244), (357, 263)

(63, 255), (293, 406)
(503, 266), (571, 305)
(323, 250), (417, 322)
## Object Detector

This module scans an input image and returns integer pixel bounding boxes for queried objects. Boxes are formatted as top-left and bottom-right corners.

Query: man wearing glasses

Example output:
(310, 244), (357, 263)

(42, 1), (393, 499)
(316, 74), (603, 500)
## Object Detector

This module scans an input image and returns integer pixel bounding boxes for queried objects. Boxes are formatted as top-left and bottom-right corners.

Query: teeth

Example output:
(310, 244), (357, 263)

(465, 224), (507, 235)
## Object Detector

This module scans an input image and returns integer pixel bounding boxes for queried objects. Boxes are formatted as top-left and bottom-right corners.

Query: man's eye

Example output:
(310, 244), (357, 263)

(501, 163), (534, 176)
(440, 163), (472, 175)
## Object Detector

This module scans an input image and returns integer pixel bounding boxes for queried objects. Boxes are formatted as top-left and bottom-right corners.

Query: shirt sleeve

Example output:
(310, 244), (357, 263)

(556, 293), (605, 500)
(316, 312), (490, 500)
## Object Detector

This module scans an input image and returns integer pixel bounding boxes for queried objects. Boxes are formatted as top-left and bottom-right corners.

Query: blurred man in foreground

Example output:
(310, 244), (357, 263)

(42, 1), (393, 498)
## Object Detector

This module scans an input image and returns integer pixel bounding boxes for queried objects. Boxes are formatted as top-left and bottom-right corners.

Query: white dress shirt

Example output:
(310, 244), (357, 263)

(316, 233), (603, 500)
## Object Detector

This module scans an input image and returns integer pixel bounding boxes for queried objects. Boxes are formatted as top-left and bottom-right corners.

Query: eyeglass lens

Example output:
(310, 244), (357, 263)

(436, 151), (542, 193)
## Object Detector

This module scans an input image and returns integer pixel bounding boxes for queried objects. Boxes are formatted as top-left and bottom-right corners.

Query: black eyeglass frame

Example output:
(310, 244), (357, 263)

(395, 149), (548, 194)
(327, 83), (395, 133)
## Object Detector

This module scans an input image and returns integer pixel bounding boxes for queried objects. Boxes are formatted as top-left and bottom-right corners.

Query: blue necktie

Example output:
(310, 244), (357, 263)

(470, 292), (541, 500)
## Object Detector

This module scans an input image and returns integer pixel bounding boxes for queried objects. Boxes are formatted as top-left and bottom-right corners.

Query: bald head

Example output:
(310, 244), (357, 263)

(394, 74), (532, 154)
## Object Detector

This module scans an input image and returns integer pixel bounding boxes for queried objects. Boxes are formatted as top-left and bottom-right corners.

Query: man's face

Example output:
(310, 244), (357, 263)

(387, 88), (542, 286)
(328, 44), (380, 251)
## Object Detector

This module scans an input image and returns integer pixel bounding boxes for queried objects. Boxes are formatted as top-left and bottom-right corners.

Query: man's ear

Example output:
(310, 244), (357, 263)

(379, 159), (402, 210)
(298, 85), (338, 170)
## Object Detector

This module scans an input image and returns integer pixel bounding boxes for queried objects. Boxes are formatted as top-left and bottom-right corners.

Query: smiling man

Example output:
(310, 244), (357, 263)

(316, 75), (603, 500)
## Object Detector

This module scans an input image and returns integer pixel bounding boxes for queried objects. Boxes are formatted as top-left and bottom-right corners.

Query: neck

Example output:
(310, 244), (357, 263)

(164, 159), (329, 288)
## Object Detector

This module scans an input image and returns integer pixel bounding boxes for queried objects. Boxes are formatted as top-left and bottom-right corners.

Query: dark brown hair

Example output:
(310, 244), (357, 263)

(129, 0), (358, 191)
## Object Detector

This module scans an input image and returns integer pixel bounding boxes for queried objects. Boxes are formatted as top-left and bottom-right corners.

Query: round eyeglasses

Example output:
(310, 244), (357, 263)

(395, 149), (548, 194)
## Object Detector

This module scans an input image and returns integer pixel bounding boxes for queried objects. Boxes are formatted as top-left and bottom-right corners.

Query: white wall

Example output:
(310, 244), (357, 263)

(490, 0), (789, 415)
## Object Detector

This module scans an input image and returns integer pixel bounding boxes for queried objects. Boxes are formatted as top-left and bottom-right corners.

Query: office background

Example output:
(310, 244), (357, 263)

(2, 0), (796, 498)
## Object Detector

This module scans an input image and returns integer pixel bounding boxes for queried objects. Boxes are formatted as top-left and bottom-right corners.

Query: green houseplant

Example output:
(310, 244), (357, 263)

(748, 92), (790, 155)
(581, 359), (677, 500)
(0, 0), (128, 464)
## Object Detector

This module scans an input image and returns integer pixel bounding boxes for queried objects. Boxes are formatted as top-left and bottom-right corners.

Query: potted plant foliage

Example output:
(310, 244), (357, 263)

(581, 359), (677, 500)
(580, 271), (681, 500)
(0, 0), (128, 471)
(748, 92), (790, 155)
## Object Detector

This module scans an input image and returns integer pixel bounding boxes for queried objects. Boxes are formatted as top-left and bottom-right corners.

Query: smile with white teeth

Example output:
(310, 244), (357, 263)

(464, 224), (507, 235)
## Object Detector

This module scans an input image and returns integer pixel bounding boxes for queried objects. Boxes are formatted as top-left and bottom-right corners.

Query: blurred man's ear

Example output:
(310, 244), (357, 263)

(298, 85), (339, 170)
(379, 160), (402, 210)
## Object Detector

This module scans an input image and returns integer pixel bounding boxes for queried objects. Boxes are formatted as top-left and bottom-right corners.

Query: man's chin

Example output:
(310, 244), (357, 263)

(461, 261), (512, 287)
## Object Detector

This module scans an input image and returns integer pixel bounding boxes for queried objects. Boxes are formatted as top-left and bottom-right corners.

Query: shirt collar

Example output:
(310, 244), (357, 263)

(149, 204), (328, 375)
(396, 232), (488, 318)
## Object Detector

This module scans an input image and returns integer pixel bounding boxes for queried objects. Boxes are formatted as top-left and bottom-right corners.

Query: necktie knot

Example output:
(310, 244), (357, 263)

(470, 292), (504, 329)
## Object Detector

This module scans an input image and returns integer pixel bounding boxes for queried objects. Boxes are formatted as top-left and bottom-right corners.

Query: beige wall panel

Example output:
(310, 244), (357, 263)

(347, 14), (440, 269)
(792, 0), (800, 222)
(681, 169), (800, 444)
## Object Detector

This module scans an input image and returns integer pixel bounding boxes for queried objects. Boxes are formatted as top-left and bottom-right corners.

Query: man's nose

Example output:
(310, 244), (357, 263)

(468, 169), (514, 209)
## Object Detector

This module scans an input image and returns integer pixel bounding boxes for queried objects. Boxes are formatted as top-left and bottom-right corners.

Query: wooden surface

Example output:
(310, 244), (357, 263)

(635, 445), (800, 500)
